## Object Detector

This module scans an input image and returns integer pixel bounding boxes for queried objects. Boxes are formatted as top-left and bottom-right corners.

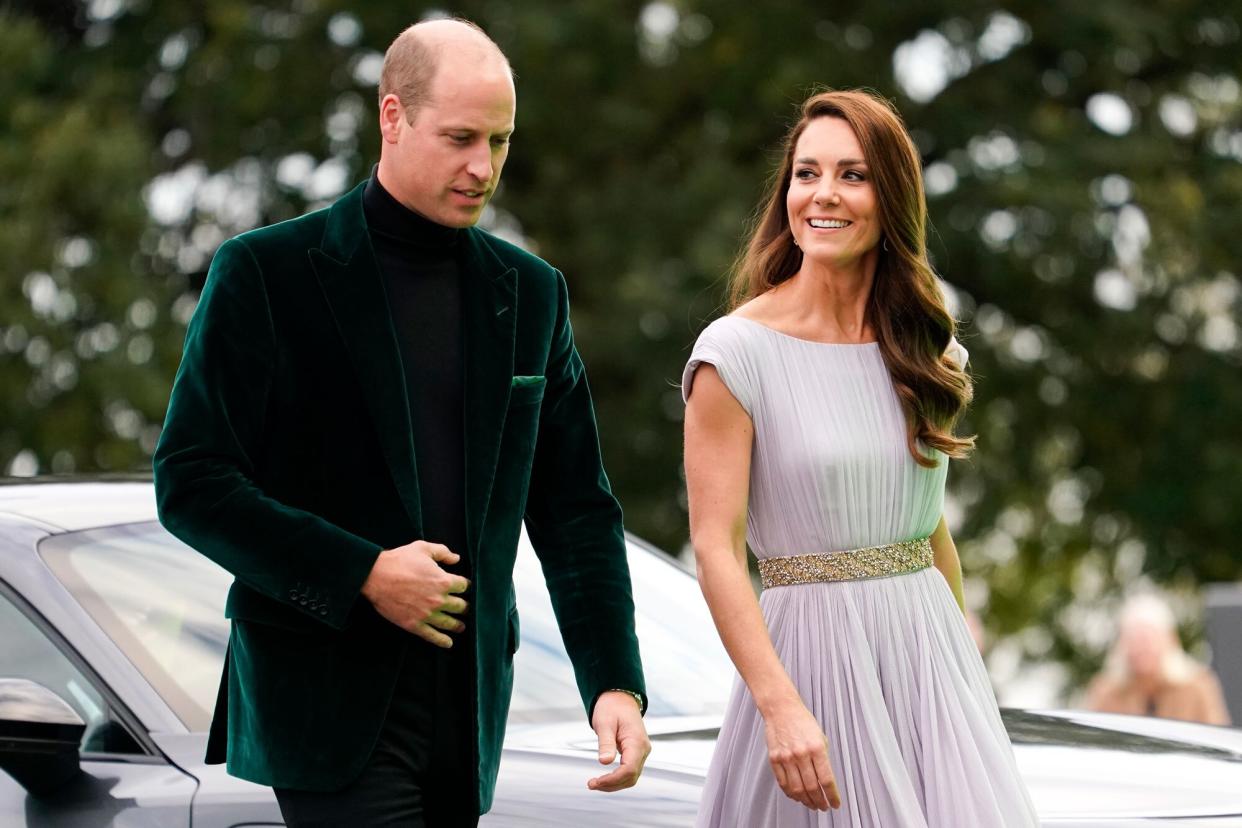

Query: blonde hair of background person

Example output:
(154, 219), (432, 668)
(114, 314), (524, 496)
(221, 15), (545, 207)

(1085, 593), (1231, 726)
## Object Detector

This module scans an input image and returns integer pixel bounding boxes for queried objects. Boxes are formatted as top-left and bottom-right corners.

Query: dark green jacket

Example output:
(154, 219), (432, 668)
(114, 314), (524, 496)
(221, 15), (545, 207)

(153, 181), (645, 812)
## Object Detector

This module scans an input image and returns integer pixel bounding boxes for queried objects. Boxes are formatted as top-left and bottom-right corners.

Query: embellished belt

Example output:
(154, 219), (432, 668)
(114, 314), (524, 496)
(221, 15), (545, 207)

(757, 537), (934, 589)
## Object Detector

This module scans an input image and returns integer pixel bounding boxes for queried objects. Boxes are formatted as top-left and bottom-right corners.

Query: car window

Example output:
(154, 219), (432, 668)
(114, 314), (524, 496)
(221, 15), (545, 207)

(507, 536), (733, 723)
(39, 523), (231, 732)
(40, 521), (732, 729)
(0, 588), (143, 754)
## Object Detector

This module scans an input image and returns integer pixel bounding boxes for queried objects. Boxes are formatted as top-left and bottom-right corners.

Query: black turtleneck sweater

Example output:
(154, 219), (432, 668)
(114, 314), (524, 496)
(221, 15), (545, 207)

(361, 174), (476, 813)
(363, 172), (469, 575)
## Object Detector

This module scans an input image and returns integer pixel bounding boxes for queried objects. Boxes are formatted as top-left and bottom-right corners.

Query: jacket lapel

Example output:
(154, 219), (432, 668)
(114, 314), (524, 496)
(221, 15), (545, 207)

(461, 230), (518, 557)
(309, 182), (423, 535)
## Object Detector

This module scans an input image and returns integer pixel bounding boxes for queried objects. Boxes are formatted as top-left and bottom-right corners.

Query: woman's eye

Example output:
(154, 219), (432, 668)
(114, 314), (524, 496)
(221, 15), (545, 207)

(794, 169), (816, 180)
(843, 169), (867, 182)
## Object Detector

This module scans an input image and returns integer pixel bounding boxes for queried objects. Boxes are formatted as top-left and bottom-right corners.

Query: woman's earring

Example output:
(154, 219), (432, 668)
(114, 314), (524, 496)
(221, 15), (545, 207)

(882, 237), (890, 252)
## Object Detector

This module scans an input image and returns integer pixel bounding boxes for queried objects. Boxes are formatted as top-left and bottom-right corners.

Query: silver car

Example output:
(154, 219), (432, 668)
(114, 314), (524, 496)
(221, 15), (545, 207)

(1, 480), (1241, 826)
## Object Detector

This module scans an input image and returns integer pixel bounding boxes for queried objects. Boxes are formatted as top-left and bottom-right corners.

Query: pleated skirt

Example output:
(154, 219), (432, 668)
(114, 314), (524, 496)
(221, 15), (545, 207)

(695, 567), (1040, 827)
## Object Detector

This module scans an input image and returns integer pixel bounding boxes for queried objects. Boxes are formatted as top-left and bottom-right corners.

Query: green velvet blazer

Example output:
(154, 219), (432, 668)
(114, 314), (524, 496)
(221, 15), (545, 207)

(153, 181), (645, 812)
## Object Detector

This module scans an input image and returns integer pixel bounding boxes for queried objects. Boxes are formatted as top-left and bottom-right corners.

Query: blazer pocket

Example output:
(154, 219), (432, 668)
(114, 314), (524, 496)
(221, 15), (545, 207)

(509, 375), (546, 407)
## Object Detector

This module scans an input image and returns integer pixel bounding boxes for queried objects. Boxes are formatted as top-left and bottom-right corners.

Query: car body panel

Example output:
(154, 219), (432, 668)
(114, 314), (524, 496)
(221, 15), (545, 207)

(149, 733), (285, 828)
(494, 710), (1242, 824)
(0, 756), (195, 827)
(0, 481), (160, 534)
(1009, 709), (1242, 820)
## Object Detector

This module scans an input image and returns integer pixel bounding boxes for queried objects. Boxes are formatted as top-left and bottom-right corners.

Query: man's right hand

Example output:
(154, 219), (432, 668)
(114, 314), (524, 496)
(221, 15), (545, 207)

(360, 541), (470, 647)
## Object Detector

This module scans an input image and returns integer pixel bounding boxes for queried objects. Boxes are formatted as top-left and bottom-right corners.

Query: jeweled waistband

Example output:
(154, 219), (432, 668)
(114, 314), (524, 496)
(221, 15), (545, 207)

(757, 537), (933, 589)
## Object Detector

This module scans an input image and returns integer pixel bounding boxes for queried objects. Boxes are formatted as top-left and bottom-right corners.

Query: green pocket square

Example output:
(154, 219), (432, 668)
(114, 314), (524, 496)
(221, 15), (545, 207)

(511, 375), (545, 387)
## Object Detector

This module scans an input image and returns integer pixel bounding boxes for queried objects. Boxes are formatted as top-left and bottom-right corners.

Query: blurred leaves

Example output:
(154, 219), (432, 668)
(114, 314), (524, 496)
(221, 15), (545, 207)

(2, 0), (1240, 700)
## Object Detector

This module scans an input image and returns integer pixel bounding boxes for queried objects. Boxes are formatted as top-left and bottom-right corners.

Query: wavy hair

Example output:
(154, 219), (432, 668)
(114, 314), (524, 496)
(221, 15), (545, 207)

(729, 89), (974, 466)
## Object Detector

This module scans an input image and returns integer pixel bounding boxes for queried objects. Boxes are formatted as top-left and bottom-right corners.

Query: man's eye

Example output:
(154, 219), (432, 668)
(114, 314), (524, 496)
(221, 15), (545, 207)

(492, 137), (510, 148)
(449, 135), (470, 144)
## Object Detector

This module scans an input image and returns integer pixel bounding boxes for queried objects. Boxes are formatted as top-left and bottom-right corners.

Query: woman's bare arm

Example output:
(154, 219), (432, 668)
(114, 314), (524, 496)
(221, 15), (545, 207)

(684, 363), (839, 811)
(930, 515), (966, 614)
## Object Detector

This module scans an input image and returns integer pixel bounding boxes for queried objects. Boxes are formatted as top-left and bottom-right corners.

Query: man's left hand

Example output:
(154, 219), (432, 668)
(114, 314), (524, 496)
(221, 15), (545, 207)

(587, 691), (651, 792)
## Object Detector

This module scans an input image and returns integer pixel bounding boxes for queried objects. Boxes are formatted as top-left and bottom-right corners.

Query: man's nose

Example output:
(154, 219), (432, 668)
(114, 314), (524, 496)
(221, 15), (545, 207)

(466, 146), (493, 184)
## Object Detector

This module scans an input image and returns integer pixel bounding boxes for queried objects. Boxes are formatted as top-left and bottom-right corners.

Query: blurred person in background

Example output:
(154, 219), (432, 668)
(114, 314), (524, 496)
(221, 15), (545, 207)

(1085, 592), (1231, 726)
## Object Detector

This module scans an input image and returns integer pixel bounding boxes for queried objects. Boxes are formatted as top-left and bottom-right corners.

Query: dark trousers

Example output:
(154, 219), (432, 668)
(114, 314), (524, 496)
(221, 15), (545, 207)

(275, 635), (478, 827)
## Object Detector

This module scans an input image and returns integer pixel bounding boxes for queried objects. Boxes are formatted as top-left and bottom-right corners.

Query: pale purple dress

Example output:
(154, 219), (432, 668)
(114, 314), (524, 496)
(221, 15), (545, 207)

(683, 316), (1039, 827)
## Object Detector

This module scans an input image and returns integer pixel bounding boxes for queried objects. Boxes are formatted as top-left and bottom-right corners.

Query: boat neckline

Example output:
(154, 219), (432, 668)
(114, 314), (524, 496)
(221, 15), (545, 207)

(727, 316), (880, 348)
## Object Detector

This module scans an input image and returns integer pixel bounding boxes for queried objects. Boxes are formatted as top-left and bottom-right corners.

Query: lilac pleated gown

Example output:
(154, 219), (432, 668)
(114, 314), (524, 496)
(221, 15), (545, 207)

(683, 316), (1039, 827)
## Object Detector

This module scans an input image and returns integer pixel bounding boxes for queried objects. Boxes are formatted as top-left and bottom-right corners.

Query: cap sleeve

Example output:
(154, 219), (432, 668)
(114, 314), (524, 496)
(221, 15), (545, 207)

(681, 318), (757, 416)
(945, 336), (969, 370)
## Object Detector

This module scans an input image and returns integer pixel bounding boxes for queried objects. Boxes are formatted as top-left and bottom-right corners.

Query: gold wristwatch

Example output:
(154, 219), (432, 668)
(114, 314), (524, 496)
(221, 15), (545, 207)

(604, 688), (645, 710)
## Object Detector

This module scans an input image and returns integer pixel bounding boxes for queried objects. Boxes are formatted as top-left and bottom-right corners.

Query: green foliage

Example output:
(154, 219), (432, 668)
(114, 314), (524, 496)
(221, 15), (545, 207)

(2, 0), (1239, 700)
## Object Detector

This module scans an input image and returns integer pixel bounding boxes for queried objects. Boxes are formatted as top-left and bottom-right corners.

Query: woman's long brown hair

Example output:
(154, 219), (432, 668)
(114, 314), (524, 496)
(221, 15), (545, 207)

(730, 89), (974, 467)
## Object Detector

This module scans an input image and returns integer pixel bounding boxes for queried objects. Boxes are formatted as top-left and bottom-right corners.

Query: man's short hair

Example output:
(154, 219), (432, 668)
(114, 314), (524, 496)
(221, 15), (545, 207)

(377, 18), (511, 120)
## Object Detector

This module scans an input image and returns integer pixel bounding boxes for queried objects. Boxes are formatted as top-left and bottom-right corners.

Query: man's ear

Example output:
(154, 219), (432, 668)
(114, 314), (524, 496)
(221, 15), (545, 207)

(378, 94), (404, 144)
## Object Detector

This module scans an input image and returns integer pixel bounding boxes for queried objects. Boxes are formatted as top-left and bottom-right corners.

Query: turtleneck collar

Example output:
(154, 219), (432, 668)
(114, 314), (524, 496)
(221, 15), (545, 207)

(363, 166), (462, 249)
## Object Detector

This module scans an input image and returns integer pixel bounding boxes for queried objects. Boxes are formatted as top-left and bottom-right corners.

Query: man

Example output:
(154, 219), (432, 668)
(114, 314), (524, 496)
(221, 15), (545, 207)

(154, 18), (649, 827)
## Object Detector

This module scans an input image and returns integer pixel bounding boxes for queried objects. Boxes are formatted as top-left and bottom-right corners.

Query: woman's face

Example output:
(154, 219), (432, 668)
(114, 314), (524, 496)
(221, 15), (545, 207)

(786, 116), (882, 267)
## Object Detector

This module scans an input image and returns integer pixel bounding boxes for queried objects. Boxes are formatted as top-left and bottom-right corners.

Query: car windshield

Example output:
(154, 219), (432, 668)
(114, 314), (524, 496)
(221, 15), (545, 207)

(40, 522), (732, 731)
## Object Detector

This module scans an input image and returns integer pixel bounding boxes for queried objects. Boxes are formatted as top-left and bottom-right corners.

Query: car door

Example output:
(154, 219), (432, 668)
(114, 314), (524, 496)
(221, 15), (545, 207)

(0, 585), (197, 827)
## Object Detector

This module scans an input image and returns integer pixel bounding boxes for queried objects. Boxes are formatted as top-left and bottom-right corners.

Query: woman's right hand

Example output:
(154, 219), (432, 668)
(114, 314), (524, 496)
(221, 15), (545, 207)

(762, 700), (842, 811)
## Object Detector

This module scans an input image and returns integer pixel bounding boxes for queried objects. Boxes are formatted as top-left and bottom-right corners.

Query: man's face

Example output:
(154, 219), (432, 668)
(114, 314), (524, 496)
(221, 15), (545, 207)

(381, 58), (516, 228)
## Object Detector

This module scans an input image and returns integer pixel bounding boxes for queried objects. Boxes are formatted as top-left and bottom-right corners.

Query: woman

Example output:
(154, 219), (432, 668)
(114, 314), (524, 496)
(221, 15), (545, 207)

(1086, 592), (1231, 725)
(682, 90), (1039, 826)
